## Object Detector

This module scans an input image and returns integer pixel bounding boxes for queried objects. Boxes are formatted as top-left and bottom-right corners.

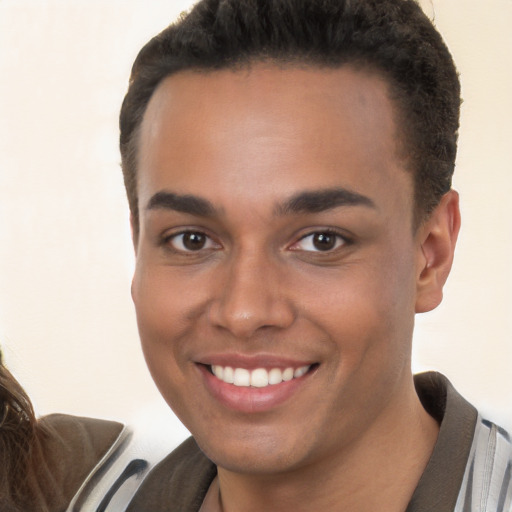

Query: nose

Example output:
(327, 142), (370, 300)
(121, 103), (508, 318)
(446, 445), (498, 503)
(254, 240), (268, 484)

(208, 250), (295, 339)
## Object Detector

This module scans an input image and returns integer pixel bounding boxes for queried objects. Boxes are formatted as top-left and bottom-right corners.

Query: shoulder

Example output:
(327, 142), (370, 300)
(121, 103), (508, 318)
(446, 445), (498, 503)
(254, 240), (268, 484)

(60, 415), (214, 512)
(125, 437), (216, 512)
(411, 372), (512, 511)
(38, 413), (124, 508)
(40, 412), (124, 450)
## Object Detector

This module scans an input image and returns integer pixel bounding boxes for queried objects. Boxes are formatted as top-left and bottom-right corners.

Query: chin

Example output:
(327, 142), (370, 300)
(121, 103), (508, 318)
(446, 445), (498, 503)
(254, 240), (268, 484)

(190, 420), (320, 475)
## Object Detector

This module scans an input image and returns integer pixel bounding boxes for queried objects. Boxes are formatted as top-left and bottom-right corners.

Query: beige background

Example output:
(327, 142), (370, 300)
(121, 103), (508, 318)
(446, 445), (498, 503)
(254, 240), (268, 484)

(0, 0), (511, 443)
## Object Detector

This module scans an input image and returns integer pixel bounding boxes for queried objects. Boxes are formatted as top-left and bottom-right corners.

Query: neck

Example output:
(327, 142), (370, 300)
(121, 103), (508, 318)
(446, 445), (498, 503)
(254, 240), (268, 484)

(214, 375), (439, 512)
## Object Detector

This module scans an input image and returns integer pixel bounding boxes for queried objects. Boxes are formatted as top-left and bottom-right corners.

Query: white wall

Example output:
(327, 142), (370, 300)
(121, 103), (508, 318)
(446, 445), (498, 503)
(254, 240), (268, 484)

(0, 0), (511, 436)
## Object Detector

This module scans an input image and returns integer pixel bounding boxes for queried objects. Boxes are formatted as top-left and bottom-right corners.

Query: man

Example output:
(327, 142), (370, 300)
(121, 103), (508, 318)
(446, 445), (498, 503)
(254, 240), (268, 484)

(117, 0), (512, 510)
(2, 0), (511, 511)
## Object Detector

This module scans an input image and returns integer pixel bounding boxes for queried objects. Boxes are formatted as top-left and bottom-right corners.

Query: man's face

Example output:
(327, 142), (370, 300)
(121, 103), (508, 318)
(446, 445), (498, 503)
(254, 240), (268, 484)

(132, 65), (423, 474)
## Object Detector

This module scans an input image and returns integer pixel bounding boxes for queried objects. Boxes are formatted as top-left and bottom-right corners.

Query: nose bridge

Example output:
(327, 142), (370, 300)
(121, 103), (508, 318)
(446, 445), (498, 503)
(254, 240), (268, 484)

(209, 243), (294, 337)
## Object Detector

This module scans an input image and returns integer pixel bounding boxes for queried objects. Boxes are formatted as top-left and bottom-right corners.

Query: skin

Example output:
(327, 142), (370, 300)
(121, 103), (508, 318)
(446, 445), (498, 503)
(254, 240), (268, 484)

(132, 65), (460, 511)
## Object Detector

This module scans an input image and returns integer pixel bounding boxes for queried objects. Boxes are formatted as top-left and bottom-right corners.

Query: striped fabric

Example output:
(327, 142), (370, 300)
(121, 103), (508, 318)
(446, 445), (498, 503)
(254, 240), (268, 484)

(455, 417), (512, 512)
(66, 425), (177, 512)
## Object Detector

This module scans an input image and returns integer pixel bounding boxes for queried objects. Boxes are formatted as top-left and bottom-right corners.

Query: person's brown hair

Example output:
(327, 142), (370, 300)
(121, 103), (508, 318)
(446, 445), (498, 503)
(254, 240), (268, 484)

(0, 351), (57, 511)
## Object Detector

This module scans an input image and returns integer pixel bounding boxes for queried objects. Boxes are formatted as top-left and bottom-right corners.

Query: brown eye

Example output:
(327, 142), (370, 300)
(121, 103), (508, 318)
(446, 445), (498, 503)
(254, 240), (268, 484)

(182, 232), (206, 250)
(312, 233), (337, 251)
(291, 231), (346, 252)
(168, 231), (218, 252)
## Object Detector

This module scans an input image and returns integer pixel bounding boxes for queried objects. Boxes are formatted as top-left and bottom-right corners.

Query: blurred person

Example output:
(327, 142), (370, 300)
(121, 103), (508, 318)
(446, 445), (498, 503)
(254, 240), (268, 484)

(0, 348), (123, 512)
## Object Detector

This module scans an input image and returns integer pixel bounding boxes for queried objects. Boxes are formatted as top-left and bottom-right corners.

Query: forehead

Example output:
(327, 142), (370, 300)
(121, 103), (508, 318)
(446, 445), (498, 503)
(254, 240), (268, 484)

(137, 65), (413, 218)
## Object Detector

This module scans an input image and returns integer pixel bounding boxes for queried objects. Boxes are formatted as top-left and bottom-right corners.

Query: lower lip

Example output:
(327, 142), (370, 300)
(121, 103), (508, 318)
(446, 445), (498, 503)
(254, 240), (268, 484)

(198, 365), (313, 413)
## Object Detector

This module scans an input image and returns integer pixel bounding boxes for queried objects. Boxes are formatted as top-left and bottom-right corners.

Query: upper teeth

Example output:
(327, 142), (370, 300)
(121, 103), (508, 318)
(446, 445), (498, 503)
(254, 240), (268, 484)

(211, 365), (311, 387)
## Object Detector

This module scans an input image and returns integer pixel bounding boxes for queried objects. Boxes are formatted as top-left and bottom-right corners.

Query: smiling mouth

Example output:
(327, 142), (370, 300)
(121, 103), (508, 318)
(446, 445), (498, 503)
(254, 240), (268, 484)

(208, 364), (317, 388)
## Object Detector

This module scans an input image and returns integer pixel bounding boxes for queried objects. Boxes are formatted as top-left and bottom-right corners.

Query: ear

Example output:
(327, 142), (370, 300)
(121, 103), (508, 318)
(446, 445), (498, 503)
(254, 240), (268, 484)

(415, 190), (461, 313)
(130, 213), (139, 255)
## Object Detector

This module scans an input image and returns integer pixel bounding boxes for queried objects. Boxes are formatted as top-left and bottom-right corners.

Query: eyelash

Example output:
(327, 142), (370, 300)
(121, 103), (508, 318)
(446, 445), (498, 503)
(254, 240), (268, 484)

(162, 228), (351, 254)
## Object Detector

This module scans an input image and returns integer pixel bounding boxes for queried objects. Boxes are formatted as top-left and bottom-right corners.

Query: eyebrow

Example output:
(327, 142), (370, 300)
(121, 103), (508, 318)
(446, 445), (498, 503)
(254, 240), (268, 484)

(145, 187), (376, 218)
(275, 187), (376, 216)
(146, 191), (217, 217)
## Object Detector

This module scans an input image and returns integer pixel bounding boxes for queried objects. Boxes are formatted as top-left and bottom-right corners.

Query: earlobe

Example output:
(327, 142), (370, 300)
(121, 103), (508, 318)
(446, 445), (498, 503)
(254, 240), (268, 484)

(415, 190), (461, 313)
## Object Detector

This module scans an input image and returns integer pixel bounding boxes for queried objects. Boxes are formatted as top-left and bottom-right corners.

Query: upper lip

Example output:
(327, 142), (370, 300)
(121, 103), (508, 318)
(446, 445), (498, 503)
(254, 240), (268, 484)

(195, 353), (316, 370)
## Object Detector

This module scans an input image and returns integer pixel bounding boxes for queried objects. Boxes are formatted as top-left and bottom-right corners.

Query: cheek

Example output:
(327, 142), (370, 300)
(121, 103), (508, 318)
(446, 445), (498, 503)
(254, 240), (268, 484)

(133, 263), (203, 342)
(133, 276), (199, 424)
(132, 270), (219, 433)
(297, 249), (417, 358)
(132, 267), (188, 385)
